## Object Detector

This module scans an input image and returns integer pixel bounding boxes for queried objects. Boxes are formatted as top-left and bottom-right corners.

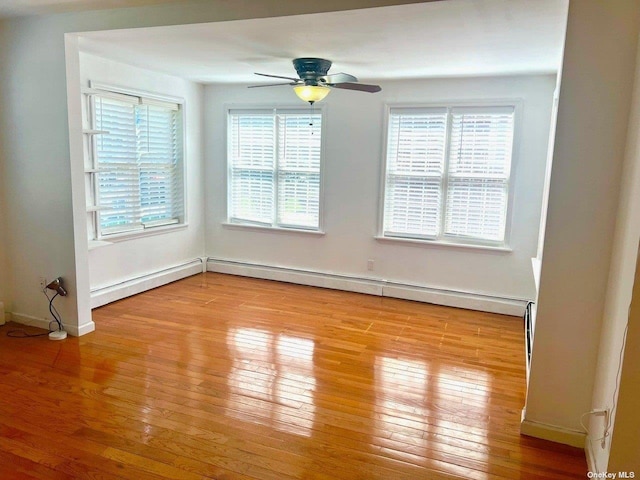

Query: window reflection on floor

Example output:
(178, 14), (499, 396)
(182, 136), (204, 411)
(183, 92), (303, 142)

(225, 327), (316, 437)
(375, 356), (430, 437)
(375, 356), (491, 476)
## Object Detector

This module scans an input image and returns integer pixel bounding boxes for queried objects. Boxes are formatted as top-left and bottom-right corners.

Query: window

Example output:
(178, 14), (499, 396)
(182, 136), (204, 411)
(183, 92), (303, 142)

(383, 105), (515, 246)
(88, 89), (184, 238)
(227, 108), (322, 231)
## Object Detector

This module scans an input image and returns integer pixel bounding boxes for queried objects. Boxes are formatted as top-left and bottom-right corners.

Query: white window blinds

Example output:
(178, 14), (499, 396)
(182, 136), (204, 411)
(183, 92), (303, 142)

(384, 109), (447, 238)
(383, 105), (515, 245)
(228, 113), (275, 225)
(228, 109), (322, 230)
(93, 94), (183, 236)
(446, 107), (513, 242)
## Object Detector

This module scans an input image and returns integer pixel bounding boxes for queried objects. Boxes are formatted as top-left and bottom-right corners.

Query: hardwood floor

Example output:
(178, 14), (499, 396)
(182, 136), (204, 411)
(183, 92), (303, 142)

(0, 272), (586, 479)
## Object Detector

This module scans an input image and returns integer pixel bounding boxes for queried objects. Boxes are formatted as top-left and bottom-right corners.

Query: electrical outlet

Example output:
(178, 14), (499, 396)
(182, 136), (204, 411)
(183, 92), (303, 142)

(38, 276), (47, 291)
(602, 408), (610, 448)
(590, 408), (610, 449)
(367, 259), (375, 271)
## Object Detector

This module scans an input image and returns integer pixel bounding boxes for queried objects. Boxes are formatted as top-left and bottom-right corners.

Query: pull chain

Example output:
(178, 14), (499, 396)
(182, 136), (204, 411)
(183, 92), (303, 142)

(309, 101), (314, 129)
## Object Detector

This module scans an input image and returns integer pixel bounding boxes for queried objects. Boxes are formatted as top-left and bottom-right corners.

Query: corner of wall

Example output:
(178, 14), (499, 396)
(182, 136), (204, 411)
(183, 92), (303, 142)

(587, 7), (640, 472)
(0, 18), (12, 315)
(585, 435), (600, 473)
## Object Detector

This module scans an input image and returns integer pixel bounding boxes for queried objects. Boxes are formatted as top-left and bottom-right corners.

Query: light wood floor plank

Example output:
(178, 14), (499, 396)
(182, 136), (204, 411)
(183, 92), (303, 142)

(0, 272), (586, 479)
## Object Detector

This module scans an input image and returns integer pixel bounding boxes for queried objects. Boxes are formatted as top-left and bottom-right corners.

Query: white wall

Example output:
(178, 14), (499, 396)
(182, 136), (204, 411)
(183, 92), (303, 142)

(0, 192), (7, 310)
(205, 75), (555, 303)
(0, 16), (83, 333)
(79, 53), (205, 293)
(0, 171), (7, 320)
(587, 29), (640, 472)
(607, 250), (640, 471)
(524, 0), (640, 447)
(0, 0), (424, 335)
(0, 90), (8, 316)
(0, 18), (9, 314)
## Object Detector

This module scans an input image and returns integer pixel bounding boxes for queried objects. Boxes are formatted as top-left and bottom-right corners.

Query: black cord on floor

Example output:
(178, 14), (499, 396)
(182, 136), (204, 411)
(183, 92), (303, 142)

(5, 320), (57, 338)
(7, 330), (51, 338)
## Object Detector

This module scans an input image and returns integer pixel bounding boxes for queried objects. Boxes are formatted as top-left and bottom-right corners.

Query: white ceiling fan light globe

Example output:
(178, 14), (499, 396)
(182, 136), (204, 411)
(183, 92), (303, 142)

(294, 85), (330, 104)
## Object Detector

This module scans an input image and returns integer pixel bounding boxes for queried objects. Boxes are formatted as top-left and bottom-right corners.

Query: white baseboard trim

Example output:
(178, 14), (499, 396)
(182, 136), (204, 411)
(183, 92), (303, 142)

(90, 258), (204, 309)
(206, 258), (527, 316)
(382, 283), (523, 316)
(10, 312), (95, 337)
(520, 417), (585, 448)
(76, 320), (97, 336)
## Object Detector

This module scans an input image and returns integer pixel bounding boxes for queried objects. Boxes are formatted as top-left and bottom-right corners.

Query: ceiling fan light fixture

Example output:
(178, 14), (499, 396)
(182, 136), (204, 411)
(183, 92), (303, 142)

(294, 85), (330, 104)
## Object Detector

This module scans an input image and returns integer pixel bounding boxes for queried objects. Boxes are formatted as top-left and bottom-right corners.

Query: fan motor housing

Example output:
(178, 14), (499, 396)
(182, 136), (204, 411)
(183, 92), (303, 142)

(293, 58), (332, 85)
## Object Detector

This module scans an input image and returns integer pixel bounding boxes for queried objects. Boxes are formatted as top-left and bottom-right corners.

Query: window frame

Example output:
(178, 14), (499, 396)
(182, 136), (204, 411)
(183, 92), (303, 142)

(224, 104), (326, 234)
(87, 82), (188, 242)
(378, 100), (521, 250)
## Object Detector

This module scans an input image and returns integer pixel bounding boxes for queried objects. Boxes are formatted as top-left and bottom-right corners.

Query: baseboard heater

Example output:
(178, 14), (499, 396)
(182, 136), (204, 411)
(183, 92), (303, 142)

(207, 257), (528, 317)
(90, 258), (205, 309)
(524, 301), (534, 369)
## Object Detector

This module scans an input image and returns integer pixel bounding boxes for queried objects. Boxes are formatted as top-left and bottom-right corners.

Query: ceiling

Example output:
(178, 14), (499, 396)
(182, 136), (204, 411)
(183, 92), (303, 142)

(0, 0), (178, 17)
(73, 0), (568, 84)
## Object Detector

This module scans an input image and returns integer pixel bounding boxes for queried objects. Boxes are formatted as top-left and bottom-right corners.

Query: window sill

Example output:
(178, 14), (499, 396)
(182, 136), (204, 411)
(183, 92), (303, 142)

(222, 222), (325, 236)
(374, 235), (512, 252)
(97, 222), (188, 244)
(88, 240), (113, 251)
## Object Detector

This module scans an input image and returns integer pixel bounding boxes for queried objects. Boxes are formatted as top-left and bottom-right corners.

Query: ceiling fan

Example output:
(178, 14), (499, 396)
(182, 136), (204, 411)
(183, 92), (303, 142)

(249, 57), (382, 104)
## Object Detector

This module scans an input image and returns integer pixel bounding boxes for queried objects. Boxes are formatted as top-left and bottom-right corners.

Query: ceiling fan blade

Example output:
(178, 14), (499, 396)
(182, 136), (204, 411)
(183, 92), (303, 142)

(320, 72), (358, 84)
(254, 72), (300, 82)
(248, 82), (297, 88)
(331, 82), (382, 93)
